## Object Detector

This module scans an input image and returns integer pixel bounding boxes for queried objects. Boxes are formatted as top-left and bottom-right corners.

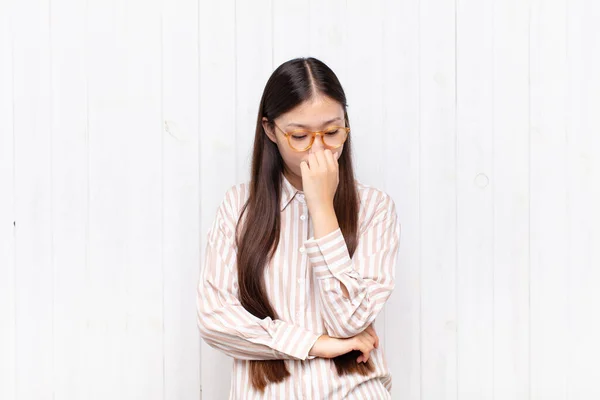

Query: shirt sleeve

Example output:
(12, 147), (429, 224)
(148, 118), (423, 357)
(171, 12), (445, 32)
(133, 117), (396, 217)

(303, 191), (401, 338)
(197, 191), (321, 361)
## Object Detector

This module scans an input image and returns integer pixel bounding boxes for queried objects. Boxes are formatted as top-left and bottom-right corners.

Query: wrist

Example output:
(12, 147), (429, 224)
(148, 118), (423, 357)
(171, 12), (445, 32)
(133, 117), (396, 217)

(309, 334), (328, 357)
(308, 202), (335, 217)
(311, 207), (339, 239)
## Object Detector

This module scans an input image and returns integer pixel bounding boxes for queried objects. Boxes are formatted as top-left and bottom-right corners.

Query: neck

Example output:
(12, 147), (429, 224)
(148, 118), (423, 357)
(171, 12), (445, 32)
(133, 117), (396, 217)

(283, 168), (303, 192)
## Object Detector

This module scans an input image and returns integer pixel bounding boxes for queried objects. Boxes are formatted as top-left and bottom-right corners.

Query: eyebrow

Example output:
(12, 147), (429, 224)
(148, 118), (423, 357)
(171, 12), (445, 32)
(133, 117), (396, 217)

(285, 117), (343, 129)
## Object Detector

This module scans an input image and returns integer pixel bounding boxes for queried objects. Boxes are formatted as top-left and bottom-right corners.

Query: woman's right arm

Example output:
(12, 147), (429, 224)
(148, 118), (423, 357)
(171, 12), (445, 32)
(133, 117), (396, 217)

(197, 191), (320, 361)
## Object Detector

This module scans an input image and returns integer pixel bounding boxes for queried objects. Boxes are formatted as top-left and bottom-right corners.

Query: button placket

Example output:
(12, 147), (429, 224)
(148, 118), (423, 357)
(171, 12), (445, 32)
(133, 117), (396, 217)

(296, 201), (308, 324)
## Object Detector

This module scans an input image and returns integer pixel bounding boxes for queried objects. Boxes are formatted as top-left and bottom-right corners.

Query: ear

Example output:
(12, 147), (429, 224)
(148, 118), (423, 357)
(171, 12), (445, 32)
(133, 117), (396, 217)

(262, 117), (277, 144)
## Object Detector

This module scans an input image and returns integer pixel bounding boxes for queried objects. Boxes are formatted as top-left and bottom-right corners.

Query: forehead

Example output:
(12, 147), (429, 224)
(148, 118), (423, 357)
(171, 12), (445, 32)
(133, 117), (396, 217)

(279, 96), (344, 129)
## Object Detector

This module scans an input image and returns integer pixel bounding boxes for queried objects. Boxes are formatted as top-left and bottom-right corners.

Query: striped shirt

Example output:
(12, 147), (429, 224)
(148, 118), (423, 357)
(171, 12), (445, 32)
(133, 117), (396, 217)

(197, 173), (401, 399)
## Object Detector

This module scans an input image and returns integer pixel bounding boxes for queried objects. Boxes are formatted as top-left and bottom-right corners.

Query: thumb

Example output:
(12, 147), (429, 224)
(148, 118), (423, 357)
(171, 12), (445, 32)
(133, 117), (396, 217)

(300, 160), (309, 175)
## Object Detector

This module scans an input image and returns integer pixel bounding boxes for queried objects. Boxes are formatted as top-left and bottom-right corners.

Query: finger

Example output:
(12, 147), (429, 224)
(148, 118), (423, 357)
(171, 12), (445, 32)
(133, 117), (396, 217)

(370, 324), (380, 348)
(365, 332), (376, 350)
(334, 151), (341, 164)
(363, 326), (376, 342)
(360, 345), (371, 363)
(365, 330), (377, 351)
(366, 325), (379, 348)
(356, 344), (369, 363)
(373, 326), (380, 348)
(308, 153), (318, 169)
(300, 160), (309, 176)
(352, 337), (368, 362)
(356, 336), (373, 362)
(324, 149), (337, 170)
(314, 150), (327, 170)
(364, 326), (375, 346)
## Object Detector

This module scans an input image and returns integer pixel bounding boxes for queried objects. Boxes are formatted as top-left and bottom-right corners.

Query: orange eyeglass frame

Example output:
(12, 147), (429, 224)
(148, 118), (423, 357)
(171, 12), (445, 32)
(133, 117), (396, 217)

(271, 121), (351, 152)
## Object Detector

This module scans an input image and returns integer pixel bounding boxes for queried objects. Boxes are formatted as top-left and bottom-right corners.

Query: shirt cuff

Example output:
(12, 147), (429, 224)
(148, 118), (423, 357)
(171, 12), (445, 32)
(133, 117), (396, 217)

(304, 228), (354, 279)
(271, 322), (321, 360)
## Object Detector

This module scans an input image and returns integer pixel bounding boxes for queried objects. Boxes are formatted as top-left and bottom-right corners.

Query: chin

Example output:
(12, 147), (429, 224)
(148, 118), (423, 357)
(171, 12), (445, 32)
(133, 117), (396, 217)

(283, 163), (300, 177)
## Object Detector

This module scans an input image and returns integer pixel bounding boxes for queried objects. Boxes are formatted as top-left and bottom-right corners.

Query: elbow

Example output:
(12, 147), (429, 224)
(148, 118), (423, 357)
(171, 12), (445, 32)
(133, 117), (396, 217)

(326, 324), (365, 339)
(196, 318), (231, 353)
(324, 297), (384, 338)
(196, 309), (218, 341)
(324, 316), (369, 338)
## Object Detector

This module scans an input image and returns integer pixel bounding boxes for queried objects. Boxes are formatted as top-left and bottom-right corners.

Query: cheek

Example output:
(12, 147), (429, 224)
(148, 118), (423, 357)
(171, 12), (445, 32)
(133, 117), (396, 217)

(277, 144), (303, 169)
(291, 154), (306, 170)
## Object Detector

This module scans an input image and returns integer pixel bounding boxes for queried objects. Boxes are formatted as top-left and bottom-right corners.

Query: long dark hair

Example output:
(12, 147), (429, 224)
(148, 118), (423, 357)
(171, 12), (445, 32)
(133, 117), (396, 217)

(234, 57), (372, 392)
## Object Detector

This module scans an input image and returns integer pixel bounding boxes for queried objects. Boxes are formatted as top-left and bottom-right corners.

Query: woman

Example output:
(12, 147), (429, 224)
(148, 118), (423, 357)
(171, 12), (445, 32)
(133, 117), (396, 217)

(197, 57), (401, 399)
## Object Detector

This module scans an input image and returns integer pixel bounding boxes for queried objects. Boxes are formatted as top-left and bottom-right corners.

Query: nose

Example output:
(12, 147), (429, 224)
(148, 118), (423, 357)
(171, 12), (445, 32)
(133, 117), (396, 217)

(309, 134), (326, 153)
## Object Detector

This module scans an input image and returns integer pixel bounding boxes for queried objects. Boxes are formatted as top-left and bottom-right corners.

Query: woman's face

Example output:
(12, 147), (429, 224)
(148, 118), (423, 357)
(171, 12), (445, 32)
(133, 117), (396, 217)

(262, 95), (345, 181)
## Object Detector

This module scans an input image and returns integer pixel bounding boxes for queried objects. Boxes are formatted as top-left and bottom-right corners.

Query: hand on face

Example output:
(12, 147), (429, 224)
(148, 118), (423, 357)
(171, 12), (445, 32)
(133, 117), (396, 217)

(299, 149), (341, 213)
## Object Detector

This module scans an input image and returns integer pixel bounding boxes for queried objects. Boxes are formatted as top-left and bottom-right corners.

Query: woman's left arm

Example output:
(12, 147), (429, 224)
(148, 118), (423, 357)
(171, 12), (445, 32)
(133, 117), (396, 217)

(303, 192), (401, 338)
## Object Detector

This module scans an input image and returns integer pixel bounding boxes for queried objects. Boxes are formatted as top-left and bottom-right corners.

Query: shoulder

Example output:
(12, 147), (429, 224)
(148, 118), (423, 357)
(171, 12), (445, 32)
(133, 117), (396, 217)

(355, 179), (396, 211)
(212, 182), (251, 239)
(221, 181), (251, 214)
(219, 181), (251, 219)
(354, 179), (398, 232)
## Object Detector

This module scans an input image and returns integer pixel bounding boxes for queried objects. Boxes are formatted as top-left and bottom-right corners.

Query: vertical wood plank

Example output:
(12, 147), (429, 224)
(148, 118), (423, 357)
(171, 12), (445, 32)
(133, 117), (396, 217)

(86, 0), (164, 397)
(86, 2), (131, 395)
(198, 0), (237, 397)
(492, 0), (531, 398)
(0, 0), (16, 398)
(235, 0), (272, 183)
(456, 0), (494, 398)
(529, 0), (569, 398)
(381, 0), (421, 398)
(307, 0), (346, 82)
(119, 0), (164, 397)
(565, 0), (600, 398)
(84, 1), (124, 397)
(12, 0), (54, 397)
(345, 0), (384, 189)
(162, 0), (201, 398)
(419, 0), (457, 398)
(50, 0), (89, 398)
(273, 0), (309, 65)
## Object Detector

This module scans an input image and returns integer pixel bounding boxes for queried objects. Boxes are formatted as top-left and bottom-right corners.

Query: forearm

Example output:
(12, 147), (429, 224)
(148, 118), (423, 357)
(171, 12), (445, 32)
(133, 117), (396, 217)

(310, 206), (351, 298)
(316, 276), (392, 337)
(306, 193), (400, 338)
(197, 303), (321, 361)
(304, 225), (399, 338)
(311, 205), (339, 240)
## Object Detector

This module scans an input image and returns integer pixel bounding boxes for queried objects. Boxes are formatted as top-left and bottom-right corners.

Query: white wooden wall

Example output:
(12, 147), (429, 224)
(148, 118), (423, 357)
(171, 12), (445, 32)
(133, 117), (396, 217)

(1, 0), (599, 399)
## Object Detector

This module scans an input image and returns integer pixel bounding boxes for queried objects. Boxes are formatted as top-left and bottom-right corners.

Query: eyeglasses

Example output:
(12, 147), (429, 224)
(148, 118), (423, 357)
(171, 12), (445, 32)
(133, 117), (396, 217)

(271, 121), (350, 152)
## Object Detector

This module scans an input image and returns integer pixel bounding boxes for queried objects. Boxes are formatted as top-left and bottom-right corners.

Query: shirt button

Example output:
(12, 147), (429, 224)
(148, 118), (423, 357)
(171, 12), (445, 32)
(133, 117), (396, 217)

(297, 278), (304, 284)
(300, 215), (306, 221)
(299, 247), (305, 253)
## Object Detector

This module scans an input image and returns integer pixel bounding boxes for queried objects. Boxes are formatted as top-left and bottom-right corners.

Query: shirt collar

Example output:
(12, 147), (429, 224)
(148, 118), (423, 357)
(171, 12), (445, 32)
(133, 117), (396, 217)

(280, 173), (303, 211)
